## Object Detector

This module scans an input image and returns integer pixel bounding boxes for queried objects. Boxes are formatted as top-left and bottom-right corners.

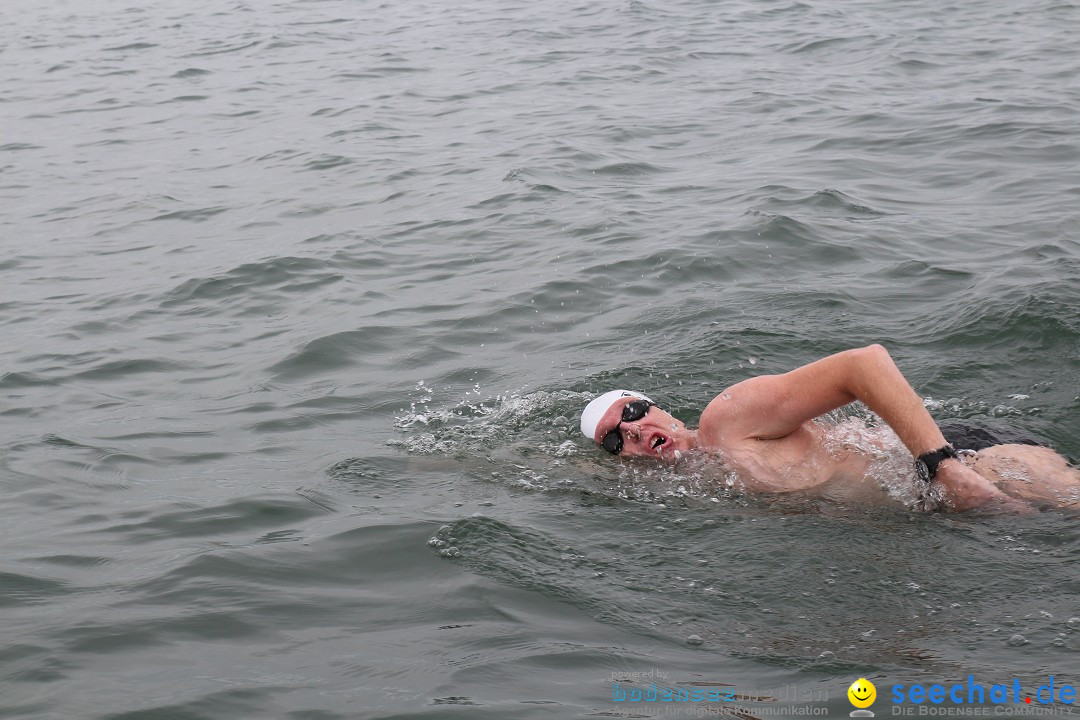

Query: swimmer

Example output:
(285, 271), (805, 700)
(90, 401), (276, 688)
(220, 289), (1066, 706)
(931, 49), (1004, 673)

(580, 345), (1080, 512)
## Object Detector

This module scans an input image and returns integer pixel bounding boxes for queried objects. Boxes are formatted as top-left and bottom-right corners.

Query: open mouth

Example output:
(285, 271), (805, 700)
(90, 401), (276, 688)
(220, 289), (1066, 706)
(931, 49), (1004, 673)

(651, 434), (667, 452)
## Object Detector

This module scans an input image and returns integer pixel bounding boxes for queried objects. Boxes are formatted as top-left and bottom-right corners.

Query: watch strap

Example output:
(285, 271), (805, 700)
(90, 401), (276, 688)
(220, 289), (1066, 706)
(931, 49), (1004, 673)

(915, 445), (960, 483)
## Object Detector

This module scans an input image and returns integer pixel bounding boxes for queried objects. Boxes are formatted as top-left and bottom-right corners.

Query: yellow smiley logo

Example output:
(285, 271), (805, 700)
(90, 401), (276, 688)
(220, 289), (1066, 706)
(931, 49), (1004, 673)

(848, 678), (876, 709)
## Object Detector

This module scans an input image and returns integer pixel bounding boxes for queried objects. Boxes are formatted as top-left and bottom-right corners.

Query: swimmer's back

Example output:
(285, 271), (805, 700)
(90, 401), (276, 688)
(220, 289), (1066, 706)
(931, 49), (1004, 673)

(968, 444), (1080, 509)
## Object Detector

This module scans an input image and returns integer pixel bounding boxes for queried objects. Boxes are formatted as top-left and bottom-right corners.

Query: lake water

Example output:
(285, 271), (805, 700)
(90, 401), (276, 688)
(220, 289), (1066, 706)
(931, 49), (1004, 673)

(2, 0), (1079, 717)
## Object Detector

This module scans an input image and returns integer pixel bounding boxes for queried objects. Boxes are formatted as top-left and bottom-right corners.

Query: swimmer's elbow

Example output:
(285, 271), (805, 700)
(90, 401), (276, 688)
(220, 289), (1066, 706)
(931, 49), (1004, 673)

(859, 343), (890, 361)
(842, 344), (901, 398)
(851, 344), (894, 374)
(832, 344), (891, 369)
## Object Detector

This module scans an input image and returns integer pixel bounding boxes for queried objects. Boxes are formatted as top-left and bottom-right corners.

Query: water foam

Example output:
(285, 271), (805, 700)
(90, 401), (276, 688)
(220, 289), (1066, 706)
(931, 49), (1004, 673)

(390, 385), (589, 456)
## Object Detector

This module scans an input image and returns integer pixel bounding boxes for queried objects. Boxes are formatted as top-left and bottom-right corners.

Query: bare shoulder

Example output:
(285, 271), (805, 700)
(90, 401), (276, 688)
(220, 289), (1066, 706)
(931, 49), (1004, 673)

(698, 386), (754, 448)
(699, 390), (733, 425)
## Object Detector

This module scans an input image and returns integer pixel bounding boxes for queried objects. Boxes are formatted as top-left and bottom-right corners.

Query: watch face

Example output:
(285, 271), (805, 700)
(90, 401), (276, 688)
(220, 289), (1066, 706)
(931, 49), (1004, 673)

(914, 459), (931, 483)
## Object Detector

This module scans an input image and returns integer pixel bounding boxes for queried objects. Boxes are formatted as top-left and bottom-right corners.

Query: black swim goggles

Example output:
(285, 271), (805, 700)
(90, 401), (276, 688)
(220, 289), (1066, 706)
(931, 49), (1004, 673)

(601, 400), (654, 454)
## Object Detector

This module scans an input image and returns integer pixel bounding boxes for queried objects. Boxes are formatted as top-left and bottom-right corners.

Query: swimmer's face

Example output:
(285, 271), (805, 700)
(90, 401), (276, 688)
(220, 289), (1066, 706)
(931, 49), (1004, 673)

(594, 397), (693, 460)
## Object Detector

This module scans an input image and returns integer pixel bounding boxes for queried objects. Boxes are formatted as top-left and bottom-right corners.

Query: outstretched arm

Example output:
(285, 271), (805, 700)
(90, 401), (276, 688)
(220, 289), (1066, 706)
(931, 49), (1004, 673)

(704, 345), (946, 454)
(702, 345), (1018, 511)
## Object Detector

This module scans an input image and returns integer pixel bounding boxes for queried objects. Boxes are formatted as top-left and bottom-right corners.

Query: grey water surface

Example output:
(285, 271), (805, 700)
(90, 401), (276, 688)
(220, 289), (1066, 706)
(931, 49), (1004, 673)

(2, 0), (1079, 718)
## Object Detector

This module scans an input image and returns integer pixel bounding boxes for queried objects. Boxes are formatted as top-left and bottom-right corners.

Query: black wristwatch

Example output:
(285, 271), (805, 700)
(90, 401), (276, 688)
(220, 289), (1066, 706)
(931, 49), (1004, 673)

(914, 445), (960, 483)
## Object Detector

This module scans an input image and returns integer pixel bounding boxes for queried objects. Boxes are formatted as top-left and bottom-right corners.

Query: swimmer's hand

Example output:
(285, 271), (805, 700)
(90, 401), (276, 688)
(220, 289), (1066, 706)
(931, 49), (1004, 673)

(935, 460), (1033, 514)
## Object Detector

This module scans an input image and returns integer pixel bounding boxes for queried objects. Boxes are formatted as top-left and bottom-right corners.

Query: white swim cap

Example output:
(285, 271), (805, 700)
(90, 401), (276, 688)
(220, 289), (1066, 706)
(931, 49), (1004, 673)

(580, 390), (654, 441)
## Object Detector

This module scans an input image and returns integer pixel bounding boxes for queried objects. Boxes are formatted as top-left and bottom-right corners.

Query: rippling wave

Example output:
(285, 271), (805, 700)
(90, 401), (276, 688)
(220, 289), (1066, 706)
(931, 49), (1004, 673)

(2, 0), (1079, 717)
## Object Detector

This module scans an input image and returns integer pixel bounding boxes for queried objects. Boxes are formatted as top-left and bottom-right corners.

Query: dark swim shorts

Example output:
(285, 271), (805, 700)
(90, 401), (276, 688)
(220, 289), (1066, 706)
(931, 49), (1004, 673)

(938, 422), (1045, 452)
